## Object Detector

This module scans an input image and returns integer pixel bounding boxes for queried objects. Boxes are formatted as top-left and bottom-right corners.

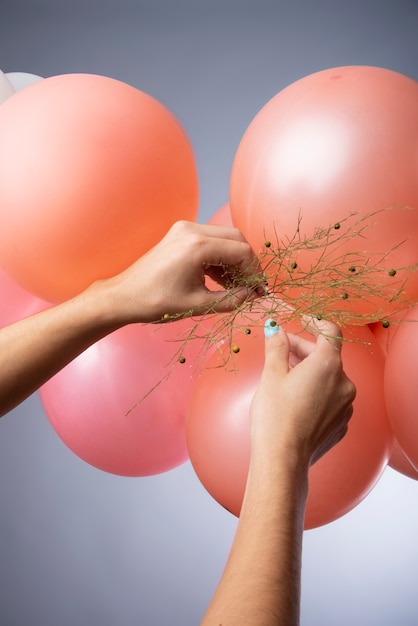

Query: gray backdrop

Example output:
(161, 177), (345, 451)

(0, 1), (418, 624)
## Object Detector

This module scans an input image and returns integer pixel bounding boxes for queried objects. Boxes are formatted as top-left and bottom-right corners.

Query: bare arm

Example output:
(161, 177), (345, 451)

(201, 320), (356, 625)
(0, 221), (261, 416)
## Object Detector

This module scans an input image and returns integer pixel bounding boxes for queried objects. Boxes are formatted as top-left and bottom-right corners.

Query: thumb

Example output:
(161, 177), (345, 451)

(263, 318), (290, 376)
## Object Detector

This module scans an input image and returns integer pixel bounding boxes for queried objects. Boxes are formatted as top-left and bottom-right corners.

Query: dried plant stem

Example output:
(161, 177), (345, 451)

(126, 208), (418, 413)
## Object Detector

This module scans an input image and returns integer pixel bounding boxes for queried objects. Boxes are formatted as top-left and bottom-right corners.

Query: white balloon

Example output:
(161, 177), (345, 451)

(0, 69), (15, 105)
(6, 71), (43, 91)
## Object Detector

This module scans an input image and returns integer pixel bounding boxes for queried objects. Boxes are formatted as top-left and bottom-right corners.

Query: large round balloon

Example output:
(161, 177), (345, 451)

(369, 313), (418, 480)
(0, 73), (198, 302)
(230, 66), (418, 324)
(186, 319), (393, 528)
(40, 319), (204, 476)
(388, 440), (418, 481)
(384, 304), (418, 471)
(0, 268), (50, 328)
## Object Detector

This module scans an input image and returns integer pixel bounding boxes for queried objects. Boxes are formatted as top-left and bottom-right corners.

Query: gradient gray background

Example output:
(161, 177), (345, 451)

(0, 1), (418, 624)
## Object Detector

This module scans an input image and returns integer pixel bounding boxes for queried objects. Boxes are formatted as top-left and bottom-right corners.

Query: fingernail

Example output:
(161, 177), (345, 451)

(255, 284), (268, 297)
(264, 318), (279, 338)
(253, 279), (269, 297)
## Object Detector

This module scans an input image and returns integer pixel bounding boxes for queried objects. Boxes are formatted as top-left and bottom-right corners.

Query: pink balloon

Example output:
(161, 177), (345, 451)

(384, 304), (418, 471)
(0, 267), (50, 328)
(230, 66), (418, 323)
(40, 319), (205, 476)
(388, 439), (418, 481)
(369, 312), (418, 479)
(186, 320), (393, 528)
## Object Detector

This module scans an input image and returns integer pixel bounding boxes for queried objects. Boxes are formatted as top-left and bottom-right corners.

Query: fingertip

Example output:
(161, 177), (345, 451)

(302, 315), (343, 351)
(262, 319), (290, 374)
(263, 319), (289, 351)
(317, 324), (344, 352)
(264, 317), (281, 339)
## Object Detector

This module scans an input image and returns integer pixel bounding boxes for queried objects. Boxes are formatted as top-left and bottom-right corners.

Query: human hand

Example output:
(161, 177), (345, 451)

(98, 220), (263, 324)
(250, 318), (356, 468)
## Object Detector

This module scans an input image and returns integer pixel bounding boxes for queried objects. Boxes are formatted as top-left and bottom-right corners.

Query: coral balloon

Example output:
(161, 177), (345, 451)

(0, 73), (198, 302)
(230, 66), (418, 324)
(388, 439), (418, 481)
(0, 268), (50, 328)
(186, 320), (393, 528)
(384, 304), (418, 471)
(40, 319), (203, 476)
(369, 312), (418, 479)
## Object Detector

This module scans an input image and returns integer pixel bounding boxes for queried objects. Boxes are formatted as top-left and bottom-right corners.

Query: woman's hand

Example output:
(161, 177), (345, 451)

(250, 318), (356, 468)
(100, 220), (263, 324)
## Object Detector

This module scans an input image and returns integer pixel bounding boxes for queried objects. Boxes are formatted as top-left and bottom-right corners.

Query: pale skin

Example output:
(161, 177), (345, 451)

(0, 220), (356, 625)
(200, 322), (355, 626)
(0, 221), (260, 416)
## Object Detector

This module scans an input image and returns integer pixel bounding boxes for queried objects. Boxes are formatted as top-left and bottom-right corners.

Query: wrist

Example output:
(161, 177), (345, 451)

(82, 273), (145, 328)
(70, 278), (131, 335)
(245, 444), (310, 511)
(250, 426), (313, 471)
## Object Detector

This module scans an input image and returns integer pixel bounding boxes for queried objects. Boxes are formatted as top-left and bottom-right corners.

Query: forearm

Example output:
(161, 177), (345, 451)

(0, 221), (261, 417)
(0, 279), (128, 416)
(201, 321), (355, 625)
(201, 452), (309, 626)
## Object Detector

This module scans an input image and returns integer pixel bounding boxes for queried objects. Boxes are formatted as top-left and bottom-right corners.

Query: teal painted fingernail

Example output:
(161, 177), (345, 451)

(264, 318), (279, 338)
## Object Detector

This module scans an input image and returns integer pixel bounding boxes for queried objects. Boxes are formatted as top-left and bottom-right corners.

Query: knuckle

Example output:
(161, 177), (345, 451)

(321, 353), (342, 374)
(339, 423), (349, 442)
(169, 220), (193, 235)
(345, 378), (357, 402)
(230, 226), (246, 240)
(186, 232), (206, 250)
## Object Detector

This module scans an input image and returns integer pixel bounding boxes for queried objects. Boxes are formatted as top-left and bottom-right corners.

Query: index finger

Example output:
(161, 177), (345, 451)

(199, 237), (262, 283)
(189, 223), (251, 242)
